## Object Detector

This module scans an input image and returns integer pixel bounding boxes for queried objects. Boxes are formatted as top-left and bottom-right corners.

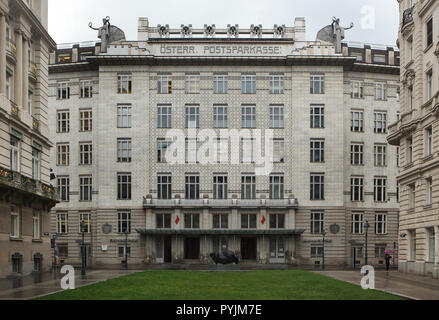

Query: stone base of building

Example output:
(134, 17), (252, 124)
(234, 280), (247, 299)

(399, 261), (439, 278)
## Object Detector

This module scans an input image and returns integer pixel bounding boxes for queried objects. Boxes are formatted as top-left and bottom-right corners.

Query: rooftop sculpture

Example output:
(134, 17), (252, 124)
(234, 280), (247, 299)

(89, 16), (126, 53)
(316, 17), (354, 53)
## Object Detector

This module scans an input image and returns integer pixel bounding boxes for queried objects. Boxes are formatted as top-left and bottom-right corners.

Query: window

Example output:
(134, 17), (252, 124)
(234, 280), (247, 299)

(270, 175), (284, 200)
(242, 106), (256, 128)
(242, 175), (256, 200)
(241, 138), (255, 163)
(57, 82), (70, 100)
(310, 139), (325, 163)
(408, 137), (413, 163)
(186, 106), (199, 128)
(79, 143), (92, 165)
(56, 212), (68, 234)
(57, 53), (71, 63)
(213, 175), (228, 200)
(241, 214), (257, 229)
(374, 178), (387, 202)
(350, 51), (363, 61)
(352, 213), (364, 234)
(269, 214), (285, 229)
(157, 140), (171, 163)
(185, 175), (200, 200)
(426, 126), (433, 156)
(410, 230), (416, 261)
(408, 36), (414, 61)
(185, 214), (200, 229)
(185, 74), (200, 94)
(158, 75), (172, 94)
(32, 148), (40, 180)
(242, 75), (256, 94)
(214, 75), (228, 94)
(270, 106), (284, 129)
(374, 112), (387, 133)
(117, 138), (132, 163)
(57, 245), (68, 258)
(79, 212), (91, 233)
(117, 105), (132, 128)
(156, 214), (171, 229)
(79, 176), (92, 201)
(373, 54), (386, 64)
(351, 177), (364, 202)
(310, 105), (324, 129)
(213, 214), (228, 229)
(10, 136), (20, 172)
(351, 111), (364, 132)
(375, 246), (386, 259)
(426, 178), (433, 205)
(374, 145), (387, 167)
(57, 111), (70, 133)
(214, 106), (228, 128)
(118, 211), (131, 233)
(375, 214), (387, 235)
(158, 106), (172, 128)
(80, 80), (93, 98)
(310, 173), (325, 200)
(408, 86), (414, 110)
(311, 211), (324, 234)
(185, 138), (199, 163)
(375, 83), (386, 100)
(79, 110), (92, 132)
(428, 228), (435, 262)
(351, 81), (363, 99)
(28, 91), (33, 115)
(409, 184), (416, 208)
(271, 139), (285, 163)
(10, 205), (20, 238)
(117, 74), (132, 94)
(157, 175), (172, 200)
(215, 138), (229, 164)
(32, 209), (41, 239)
(118, 245), (131, 258)
(57, 177), (70, 202)
(270, 75), (284, 94)
(311, 246), (324, 258)
(426, 17), (433, 48)
(351, 143), (364, 165)
(117, 173), (132, 200)
(310, 74), (324, 94)
(57, 143), (70, 166)
(427, 70), (433, 100)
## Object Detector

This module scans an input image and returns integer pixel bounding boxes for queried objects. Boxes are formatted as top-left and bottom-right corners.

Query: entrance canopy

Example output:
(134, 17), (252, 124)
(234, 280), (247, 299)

(136, 229), (305, 236)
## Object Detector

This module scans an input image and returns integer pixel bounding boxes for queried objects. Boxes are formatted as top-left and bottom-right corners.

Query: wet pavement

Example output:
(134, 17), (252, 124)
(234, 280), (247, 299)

(314, 270), (439, 300)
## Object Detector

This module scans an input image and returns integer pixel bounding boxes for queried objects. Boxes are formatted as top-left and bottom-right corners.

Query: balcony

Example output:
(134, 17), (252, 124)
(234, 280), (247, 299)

(32, 116), (40, 132)
(402, 6), (414, 27)
(6, 38), (16, 61)
(29, 60), (38, 80)
(143, 198), (299, 209)
(10, 101), (19, 119)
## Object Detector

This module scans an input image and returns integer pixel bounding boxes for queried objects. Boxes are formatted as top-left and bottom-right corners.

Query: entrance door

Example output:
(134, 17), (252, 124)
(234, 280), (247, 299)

(269, 238), (285, 264)
(184, 237), (200, 260)
(164, 237), (172, 263)
(156, 237), (172, 263)
(241, 237), (257, 260)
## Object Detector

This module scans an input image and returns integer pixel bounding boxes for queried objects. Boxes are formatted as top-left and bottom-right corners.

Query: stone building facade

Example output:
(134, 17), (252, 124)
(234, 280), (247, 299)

(388, 0), (439, 278)
(49, 18), (400, 269)
(0, 0), (57, 278)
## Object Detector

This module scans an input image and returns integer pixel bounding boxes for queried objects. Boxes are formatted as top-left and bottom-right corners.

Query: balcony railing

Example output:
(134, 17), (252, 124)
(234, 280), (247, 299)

(6, 38), (16, 58)
(10, 101), (19, 119)
(32, 117), (40, 132)
(29, 60), (38, 78)
(402, 6), (414, 27)
(143, 198), (299, 209)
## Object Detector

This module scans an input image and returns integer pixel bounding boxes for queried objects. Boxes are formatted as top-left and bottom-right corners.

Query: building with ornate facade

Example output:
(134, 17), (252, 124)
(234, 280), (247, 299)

(0, 0), (57, 278)
(49, 17), (400, 269)
(388, 0), (439, 278)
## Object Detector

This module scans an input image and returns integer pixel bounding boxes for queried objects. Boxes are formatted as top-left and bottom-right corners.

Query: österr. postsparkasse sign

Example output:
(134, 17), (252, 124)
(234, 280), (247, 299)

(157, 44), (289, 56)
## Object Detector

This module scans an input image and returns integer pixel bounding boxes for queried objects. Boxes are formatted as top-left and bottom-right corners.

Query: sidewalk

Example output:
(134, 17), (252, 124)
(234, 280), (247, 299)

(0, 269), (140, 300)
(314, 270), (439, 300)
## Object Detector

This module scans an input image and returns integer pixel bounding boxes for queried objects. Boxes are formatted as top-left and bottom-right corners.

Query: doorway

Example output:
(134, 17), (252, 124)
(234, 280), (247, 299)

(269, 237), (285, 264)
(184, 237), (200, 260)
(156, 237), (172, 263)
(241, 237), (257, 260)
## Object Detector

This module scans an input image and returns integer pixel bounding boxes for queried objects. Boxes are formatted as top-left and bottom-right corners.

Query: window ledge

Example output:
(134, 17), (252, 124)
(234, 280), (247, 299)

(423, 154), (434, 162)
(423, 204), (433, 210)
(32, 239), (43, 243)
(424, 43), (433, 53)
(10, 237), (23, 242)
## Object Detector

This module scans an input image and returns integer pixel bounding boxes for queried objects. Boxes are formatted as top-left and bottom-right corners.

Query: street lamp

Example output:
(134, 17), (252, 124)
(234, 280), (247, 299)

(364, 221), (370, 266)
(322, 231), (327, 270)
(80, 220), (86, 276)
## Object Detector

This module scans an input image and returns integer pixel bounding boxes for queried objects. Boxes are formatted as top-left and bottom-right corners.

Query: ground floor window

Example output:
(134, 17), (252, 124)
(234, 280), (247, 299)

(429, 228), (435, 262)
(410, 230), (416, 261)
(310, 245), (324, 258)
(375, 246), (386, 259)
(11, 253), (23, 273)
(34, 253), (43, 272)
(57, 244), (68, 258)
(118, 245), (131, 258)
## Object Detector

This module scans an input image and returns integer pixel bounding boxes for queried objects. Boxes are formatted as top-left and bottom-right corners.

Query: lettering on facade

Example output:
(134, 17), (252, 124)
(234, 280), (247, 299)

(159, 44), (283, 56)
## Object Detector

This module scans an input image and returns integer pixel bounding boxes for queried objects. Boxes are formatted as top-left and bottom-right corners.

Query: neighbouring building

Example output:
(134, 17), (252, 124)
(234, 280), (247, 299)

(48, 17), (400, 269)
(388, 0), (439, 278)
(0, 0), (57, 278)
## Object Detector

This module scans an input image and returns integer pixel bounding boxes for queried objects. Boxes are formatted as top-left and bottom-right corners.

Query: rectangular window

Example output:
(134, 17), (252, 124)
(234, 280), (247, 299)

(427, 70), (433, 100)
(185, 106), (200, 128)
(117, 138), (132, 163)
(408, 137), (413, 163)
(409, 184), (416, 208)
(118, 245), (131, 258)
(410, 230), (416, 261)
(241, 175), (256, 200)
(157, 175), (172, 200)
(408, 36), (413, 61)
(375, 246), (386, 259)
(310, 74), (324, 94)
(241, 138), (255, 164)
(215, 138), (229, 164)
(79, 212), (91, 233)
(351, 81), (363, 99)
(80, 80), (93, 98)
(214, 75), (228, 94)
(79, 143), (92, 165)
(351, 143), (364, 165)
(241, 214), (257, 229)
(374, 112), (387, 133)
(375, 83), (386, 100)
(57, 177), (70, 202)
(374, 145), (387, 167)
(56, 212), (68, 234)
(118, 211), (131, 233)
(213, 175), (228, 200)
(271, 139), (285, 163)
(79, 176), (92, 201)
(310, 105), (324, 129)
(269, 214), (285, 229)
(270, 175), (284, 200)
(185, 175), (200, 200)
(242, 106), (256, 128)
(375, 214), (387, 235)
(310, 139), (325, 163)
(10, 205), (20, 238)
(32, 148), (40, 180)
(156, 214), (172, 229)
(374, 177), (387, 202)
(57, 143), (70, 166)
(185, 138), (199, 164)
(117, 74), (132, 94)
(184, 214), (200, 229)
(6, 74), (11, 100)
(185, 74), (200, 94)
(158, 75), (172, 94)
(351, 111), (364, 132)
(408, 86), (414, 110)
(269, 75), (284, 94)
(270, 106), (284, 129)
(311, 211), (324, 234)
(351, 177), (364, 202)
(117, 105), (132, 128)
(426, 126), (433, 156)
(426, 178), (433, 205)
(57, 111), (70, 133)
(428, 228), (435, 262)
(352, 213), (364, 234)
(32, 209), (41, 239)
(57, 82), (70, 100)
(426, 17), (433, 48)
(117, 173), (132, 200)
(157, 140), (171, 163)
(373, 54), (386, 64)
(310, 173), (325, 200)
(10, 136), (20, 172)
(79, 110), (92, 132)
(242, 75), (256, 94)
(214, 106), (228, 128)
(213, 214), (228, 229)
(157, 106), (172, 129)
(311, 246), (324, 258)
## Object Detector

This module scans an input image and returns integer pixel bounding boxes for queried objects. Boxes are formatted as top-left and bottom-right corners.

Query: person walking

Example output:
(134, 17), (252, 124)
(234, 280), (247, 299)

(385, 253), (393, 272)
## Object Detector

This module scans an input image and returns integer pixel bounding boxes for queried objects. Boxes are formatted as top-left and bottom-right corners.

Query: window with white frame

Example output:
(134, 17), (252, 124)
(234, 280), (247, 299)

(213, 175), (228, 200)
(310, 105), (325, 129)
(241, 175), (256, 200)
(79, 176), (92, 201)
(28, 90), (33, 115)
(157, 105), (172, 129)
(351, 177), (364, 202)
(215, 138), (229, 164)
(117, 105), (132, 128)
(374, 112), (387, 133)
(351, 143), (364, 165)
(426, 126), (433, 156)
(32, 148), (40, 180)
(242, 75), (256, 94)
(374, 177), (387, 202)
(185, 213), (200, 229)
(185, 74), (200, 94)
(270, 175), (284, 200)
(409, 229), (416, 261)
(310, 74), (324, 94)
(351, 81), (363, 99)
(408, 86), (414, 110)
(185, 138), (199, 164)
(80, 80), (93, 98)
(269, 214), (285, 229)
(310, 173), (325, 200)
(407, 137), (413, 163)
(214, 105), (228, 128)
(375, 83), (386, 100)
(242, 106), (256, 128)
(351, 111), (364, 132)
(375, 246), (386, 259)
(118, 211), (131, 233)
(57, 111), (70, 133)
(409, 184), (416, 209)
(79, 212), (91, 233)
(79, 110), (92, 132)
(185, 175), (200, 200)
(270, 106), (284, 129)
(214, 75), (228, 94)
(407, 35), (413, 61)
(10, 205), (20, 238)
(118, 245), (131, 258)
(426, 178), (433, 205)
(117, 74), (132, 94)
(10, 136), (20, 172)
(157, 174), (172, 200)
(241, 214), (257, 229)
(310, 139), (325, 163)
(158, 75), (172, 94)
(185, 106), (199, 128)
(32, 209), (41, 239)
(271, 139), (285, 163)
(352, 213), (364, 234)
(427, 70), (433, 101)
(269, 75), (284, 94)
(57, 82), (70, 100)
(117, 138), (132, 163)
(156, 214), (171, 229)
(157, 140), (171, 163)
(56, 212), (68, 234)
(117, 173), (132, 200)
(213, 214), (228, 229)
(426, 17), (433, 48)
(374, 144), (387, 167)
(311, 211), (324, 234)
(57, 177), (70, 202)
(375, 214), (387, 235)
(79, 142), (92, 165)
(6, 73), (12, 100)
(428, 228), (435, 262)
(373, 54), (386, 64)
(241, 138), (255, 163)
(311, 246), (324, 258)
(57, 143), (69, 166)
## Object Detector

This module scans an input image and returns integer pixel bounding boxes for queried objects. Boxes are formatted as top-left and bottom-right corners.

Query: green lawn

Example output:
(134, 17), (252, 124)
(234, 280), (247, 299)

(37, 270), (403, 300)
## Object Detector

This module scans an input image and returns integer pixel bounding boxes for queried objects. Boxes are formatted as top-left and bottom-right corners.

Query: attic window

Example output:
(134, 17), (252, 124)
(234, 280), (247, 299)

(58, 54), (71, 63)
(373, 54), (386, 63)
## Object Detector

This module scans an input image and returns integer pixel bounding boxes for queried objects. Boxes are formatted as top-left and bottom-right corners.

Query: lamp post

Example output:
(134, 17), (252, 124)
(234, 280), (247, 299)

(80, 220), (86, 276)
(322, 231), (327, 270)
(364, 221), (370, 266)
(124, 231), (129, 269)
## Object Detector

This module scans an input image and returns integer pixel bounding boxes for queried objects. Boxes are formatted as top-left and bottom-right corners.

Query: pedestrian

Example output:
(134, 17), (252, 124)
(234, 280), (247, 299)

(385, 253), (392, 272)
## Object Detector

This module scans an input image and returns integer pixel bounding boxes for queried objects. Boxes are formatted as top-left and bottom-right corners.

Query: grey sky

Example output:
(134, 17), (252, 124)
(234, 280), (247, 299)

(48, 0), (399, 46)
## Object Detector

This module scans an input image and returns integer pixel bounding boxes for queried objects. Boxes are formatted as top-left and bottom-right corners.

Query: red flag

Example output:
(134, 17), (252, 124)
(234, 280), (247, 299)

(175, 216), (180, 225)
(261, 216), (266, 225)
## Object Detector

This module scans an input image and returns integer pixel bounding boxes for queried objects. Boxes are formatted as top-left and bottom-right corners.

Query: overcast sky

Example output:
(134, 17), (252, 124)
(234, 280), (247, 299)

(48, 0), (399, 46)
